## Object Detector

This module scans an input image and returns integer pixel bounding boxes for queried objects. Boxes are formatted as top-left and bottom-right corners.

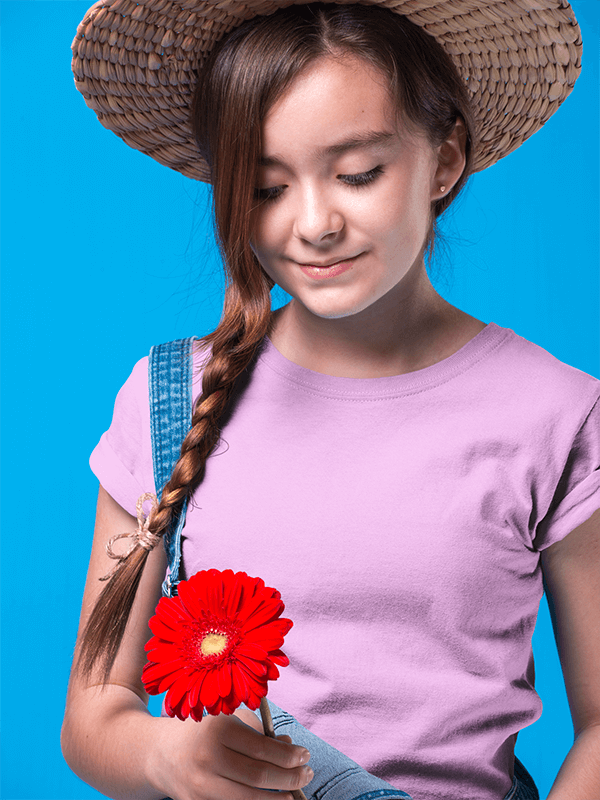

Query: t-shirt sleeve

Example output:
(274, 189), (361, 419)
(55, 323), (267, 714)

(533, 392), (600, 551)
(89, 355), (155, 518)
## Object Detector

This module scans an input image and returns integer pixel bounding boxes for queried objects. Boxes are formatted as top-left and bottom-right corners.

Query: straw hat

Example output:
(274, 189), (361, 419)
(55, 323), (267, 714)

(71, 0), (582, 180)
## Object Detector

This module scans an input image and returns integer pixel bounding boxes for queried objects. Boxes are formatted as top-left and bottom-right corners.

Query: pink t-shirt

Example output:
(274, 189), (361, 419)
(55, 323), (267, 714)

(90, 321), (600, 800)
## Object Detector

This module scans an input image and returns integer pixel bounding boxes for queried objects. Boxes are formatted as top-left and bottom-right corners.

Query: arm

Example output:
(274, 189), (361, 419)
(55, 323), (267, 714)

(540, 506), (600, 800)
(61, 485), (312, 800)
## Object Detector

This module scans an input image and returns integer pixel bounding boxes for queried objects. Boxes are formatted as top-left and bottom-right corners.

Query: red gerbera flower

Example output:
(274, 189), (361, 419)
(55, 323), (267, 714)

(142, 568), (293, 722)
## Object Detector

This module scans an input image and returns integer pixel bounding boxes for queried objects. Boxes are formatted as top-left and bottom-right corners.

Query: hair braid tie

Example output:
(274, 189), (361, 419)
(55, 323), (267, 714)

(100, 492), (161, 581)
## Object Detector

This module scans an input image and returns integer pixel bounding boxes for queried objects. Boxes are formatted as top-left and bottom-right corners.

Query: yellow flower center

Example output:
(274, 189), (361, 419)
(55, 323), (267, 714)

(200, 632), (228, 657)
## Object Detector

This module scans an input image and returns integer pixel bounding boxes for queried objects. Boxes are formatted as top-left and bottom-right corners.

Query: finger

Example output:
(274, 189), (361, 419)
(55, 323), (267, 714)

(195, 772), (296, 800)
(277, 734), (293, 744)
(217, 745), (314, 793)
(221, 717), (310, 769)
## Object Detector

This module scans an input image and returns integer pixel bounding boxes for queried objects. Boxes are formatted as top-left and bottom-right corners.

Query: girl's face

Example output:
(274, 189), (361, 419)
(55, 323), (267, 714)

(249, 54), (463, 321)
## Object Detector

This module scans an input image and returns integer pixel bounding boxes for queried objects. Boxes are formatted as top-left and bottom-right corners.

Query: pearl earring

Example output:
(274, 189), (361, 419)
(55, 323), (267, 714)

(439, 185), (447, 193)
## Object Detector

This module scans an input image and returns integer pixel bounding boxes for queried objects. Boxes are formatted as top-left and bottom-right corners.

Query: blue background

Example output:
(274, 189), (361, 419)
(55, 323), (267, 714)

(1, 1), (598, 798)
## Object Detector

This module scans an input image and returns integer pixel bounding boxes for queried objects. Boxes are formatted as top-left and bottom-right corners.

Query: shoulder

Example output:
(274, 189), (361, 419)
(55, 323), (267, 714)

(127, 354), (150, 386)
(118, 337), (213, 399)
(499, 325), (600, 417)
(109, 354), (151, 420)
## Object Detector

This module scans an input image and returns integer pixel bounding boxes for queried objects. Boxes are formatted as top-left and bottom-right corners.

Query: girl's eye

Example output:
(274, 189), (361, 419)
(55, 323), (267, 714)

(338, 165), (385, 187)
(253, 165), (385, 204)
(254, 186), (285, 203)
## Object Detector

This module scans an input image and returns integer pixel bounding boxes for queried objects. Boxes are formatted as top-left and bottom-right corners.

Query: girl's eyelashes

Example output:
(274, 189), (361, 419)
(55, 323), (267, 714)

(338, 164), (385, 187)
(254, 165), (385, 203)
(254, 185), (285, 203)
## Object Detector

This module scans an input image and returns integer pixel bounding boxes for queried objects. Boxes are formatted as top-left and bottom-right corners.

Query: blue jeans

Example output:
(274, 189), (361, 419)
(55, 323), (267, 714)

(501, 756), (540, 800)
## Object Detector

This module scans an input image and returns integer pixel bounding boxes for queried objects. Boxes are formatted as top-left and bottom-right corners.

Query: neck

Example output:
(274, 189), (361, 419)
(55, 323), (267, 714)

(268, 264), (476, 378)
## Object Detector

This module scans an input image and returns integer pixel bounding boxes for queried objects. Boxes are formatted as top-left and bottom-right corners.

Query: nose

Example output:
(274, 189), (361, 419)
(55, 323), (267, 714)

(292, 183), (344, 245)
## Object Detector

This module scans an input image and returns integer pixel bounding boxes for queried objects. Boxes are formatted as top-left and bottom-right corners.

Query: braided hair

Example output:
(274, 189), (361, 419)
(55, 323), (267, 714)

(76, 2), (476, 683)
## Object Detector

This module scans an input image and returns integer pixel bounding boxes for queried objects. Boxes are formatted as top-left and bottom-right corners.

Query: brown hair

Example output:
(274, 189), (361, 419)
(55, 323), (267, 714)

(76, 2), (477, 684)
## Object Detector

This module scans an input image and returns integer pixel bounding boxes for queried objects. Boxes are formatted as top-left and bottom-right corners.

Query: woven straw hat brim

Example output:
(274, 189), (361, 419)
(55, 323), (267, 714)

(72, 0), (582, 181)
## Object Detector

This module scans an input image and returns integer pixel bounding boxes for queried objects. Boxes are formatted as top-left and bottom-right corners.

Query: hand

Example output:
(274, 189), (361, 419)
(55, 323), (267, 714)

(146, 707), (313, 800)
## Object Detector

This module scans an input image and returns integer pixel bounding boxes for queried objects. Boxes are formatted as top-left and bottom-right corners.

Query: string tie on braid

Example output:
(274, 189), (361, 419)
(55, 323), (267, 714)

(100, 492), (161, 581)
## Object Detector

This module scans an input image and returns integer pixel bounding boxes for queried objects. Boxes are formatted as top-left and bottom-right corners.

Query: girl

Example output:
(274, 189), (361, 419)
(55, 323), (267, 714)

(62, 2), (600, 800)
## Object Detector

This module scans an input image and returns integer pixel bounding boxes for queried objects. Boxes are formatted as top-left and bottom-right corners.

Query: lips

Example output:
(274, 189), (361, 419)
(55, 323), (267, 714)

(297, 254), (360, 268)
(298, 256), (358, 280)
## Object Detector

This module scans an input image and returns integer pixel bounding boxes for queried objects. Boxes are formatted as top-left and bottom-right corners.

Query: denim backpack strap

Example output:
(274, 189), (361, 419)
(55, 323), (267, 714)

(148, 336), (197, 598)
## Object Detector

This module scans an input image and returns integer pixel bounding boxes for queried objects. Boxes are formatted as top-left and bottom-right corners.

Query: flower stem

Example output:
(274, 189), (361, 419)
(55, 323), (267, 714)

(259, 697), (308, 800)
(259, 696), (276, 737)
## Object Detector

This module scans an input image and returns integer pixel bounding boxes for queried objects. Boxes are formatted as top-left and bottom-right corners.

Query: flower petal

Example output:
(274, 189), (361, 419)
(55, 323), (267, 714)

(185, 572), (212, 614)
(144, 669), (187, 695)
(236, 660), (268, 698)
(188, 671), (206, 710)
(158, 668), (191, 695)
(199, 669), (220, 708)
(242, 599), (285, 633)
(231, 661), (250, 702)
(235, 642), (268, 661)
(236, 588), (278, 628)
(248, 621), (289, 650)
(266, 661), (280, 681)
(205, 697), (222, 716)
(148, 616), (181, 641)
(145, 642), (183, 663)
(219, 693), (239, 715)
(180, 694), (191, 719)
(142, 658), (187, 685)
(165, 690), (187, 721)
(206, 570), (226, 616)
(154, 597), (187, 626)
(245, 679), (268, 711)
(165, 674), (193, 709)
(269, 649), (290, 667)
(225, 572), (245, 618)
(236, 655), (267, 677)
(177, 578), (207, 621)
(217, 661), (232, 698)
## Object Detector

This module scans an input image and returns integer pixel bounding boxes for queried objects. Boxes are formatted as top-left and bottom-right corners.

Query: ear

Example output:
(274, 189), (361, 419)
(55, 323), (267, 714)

(431, 117), (467, 201)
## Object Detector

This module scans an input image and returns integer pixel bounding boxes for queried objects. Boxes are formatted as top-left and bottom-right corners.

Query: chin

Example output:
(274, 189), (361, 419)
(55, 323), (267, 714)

(305, 297), (376, 320)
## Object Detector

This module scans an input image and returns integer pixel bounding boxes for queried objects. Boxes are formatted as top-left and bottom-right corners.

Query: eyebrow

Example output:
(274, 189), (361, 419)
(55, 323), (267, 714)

(259, 130), (396, 168)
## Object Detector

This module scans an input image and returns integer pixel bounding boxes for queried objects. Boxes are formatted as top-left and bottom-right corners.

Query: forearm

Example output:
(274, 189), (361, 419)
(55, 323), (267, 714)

(546, 723), (600, 800)
(61, 683), (168, 800)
